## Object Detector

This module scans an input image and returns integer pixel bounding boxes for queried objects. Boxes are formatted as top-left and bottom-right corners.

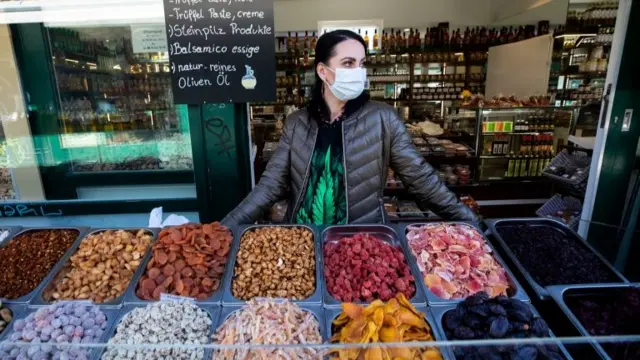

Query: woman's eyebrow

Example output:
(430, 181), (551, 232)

(340, 57), (357, 62)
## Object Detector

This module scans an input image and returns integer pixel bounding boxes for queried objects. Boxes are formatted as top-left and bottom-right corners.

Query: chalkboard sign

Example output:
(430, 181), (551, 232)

(163, 0), (276, 104)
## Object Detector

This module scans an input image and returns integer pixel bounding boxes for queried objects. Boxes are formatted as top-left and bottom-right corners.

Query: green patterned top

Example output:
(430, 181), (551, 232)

(295, 117), (347, 225)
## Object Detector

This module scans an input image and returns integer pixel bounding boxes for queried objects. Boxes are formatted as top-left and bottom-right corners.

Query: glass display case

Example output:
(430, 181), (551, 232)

(47, 26), (193, 173)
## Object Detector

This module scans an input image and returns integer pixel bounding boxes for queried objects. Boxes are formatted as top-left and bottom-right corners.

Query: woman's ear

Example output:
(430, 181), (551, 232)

(316, 63), (327, 83)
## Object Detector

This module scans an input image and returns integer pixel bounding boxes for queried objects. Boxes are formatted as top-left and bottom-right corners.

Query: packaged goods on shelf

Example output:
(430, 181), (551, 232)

(0, 229), (79, 300)
(232, 226), (316, 300)
(495, 222), (622, 286)
(212, 299), (323, 360)
(42, 229), (153, 304)
(135, 223), (231, 301)
(462, 94), (551, 108)
(440, 292), (567, 359)
(407, 223), (510, 300)
(323, 233), (415, 302)
(397, 201), (424, 218)
(102, 302), (211, 360)
(329, 293), (442, 360)
(0, 167), (16, 200)
(2, 303), (109, 360)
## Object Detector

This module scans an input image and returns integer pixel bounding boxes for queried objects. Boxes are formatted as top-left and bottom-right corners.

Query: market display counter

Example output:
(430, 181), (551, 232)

(0, 220), (635, 360)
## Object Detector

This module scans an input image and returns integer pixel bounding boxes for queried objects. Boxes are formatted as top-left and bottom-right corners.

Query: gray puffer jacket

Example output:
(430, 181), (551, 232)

(222, 101), (477, 226)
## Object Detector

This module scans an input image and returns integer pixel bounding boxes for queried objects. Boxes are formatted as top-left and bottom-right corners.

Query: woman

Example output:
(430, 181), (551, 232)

(222, 30), (476, 227)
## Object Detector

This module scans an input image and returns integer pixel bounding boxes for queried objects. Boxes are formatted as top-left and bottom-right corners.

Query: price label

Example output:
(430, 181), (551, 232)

(160, 293), (196, 303)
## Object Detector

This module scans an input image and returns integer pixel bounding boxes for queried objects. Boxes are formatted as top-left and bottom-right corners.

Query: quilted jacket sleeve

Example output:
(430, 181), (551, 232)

(387, 109), (478, 221)
(221, 115), (294, 227)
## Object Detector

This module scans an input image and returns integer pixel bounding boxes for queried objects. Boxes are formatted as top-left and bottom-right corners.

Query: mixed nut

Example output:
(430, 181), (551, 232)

(232, 226), (316, 300)
(102, 302), (212, 360)
(43, 229), (153, 303)
(0, 301), (13, 335)
(330, 293), (442, 360)
(212, 299), (323, 360)
(0, 229), (79, 299)
(324, 233), (415, 302)
(136, 223), (232, 300)
(1, 303), (108, 360)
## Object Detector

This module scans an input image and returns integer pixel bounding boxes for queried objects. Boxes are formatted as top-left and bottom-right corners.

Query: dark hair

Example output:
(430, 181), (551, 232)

(307, 30), (370, 122)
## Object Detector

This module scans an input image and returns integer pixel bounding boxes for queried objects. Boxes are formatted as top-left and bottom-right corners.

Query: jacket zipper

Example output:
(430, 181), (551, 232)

(291, 126), (318, 221)
(341, 121), (350, 223)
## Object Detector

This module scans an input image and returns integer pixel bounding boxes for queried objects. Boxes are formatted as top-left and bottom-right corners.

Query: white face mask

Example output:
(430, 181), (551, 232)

(323, 66), (367, 101)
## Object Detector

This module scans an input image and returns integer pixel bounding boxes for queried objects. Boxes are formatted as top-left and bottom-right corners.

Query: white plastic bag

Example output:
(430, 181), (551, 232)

(148, 207), (190, 228)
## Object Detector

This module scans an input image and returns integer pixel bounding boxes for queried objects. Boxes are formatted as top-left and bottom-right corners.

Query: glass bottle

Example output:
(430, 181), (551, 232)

(373, 29), (380, 51)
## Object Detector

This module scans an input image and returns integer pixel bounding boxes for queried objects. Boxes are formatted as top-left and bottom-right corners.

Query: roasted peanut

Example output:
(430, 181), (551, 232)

(232, 226), (315, 300)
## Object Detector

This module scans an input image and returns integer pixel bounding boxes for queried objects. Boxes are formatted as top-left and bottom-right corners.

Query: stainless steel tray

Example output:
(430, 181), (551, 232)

(1, 304), (119, 360)
(397, 222), (530, 306)
(222, 224), (323, 305)
(124, 226), (234, 304)
(215, 303), (326, 350)
(0, 227), (90, 304)
(326, 305), (454, 359)
(32, 228), (159, 307)
(0, 303), (26, 341)
(484, 218), (628, 301)
(320, 225), (427, 307)
(431, 302), (573, 360)
(548, 283), (637, 360)
(98, 302), (220, 360)
(0, 226), (21, 242)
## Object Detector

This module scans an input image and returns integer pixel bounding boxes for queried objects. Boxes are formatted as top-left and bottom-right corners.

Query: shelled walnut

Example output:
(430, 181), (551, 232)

(232, 226), (316, 300)
(43, 229), (153, 303)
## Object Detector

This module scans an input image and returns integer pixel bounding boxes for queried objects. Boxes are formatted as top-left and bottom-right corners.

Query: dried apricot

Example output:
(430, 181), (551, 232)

(202, 277), (214, 288)
(155, 251), (168, 265)
(152, 285), (165, 299)
(163, 264), (176, 277)
(168, 252), (177, 263)
(170, 230), (182, 242)
(142, 278), (156, 291)
(203, 224), (213, 235)
(187, 256), (203, 266)
(175, 279), (184, 293)
(182, 267), (194, 277)
(174, 259), (186, 272)
(155, 274), (166, 286)
(148, 267), (161, 280)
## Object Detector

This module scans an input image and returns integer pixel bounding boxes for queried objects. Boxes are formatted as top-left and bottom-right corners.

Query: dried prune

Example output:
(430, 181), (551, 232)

(531, 318), (549, 337)
(489, 304), (507, 316)
(496, 224), (620, 286)
(443, 311), (461, 330)
(469, 303), (490, 318)
(489, 316), (509, 338)
(566, 287), (640, 360)
(512, 346), (538, 360)
(445, 292), (565, 360)
(463, 314), (483, 329)
(453, 326), (475, 339)
(508, 309), (533, 323)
